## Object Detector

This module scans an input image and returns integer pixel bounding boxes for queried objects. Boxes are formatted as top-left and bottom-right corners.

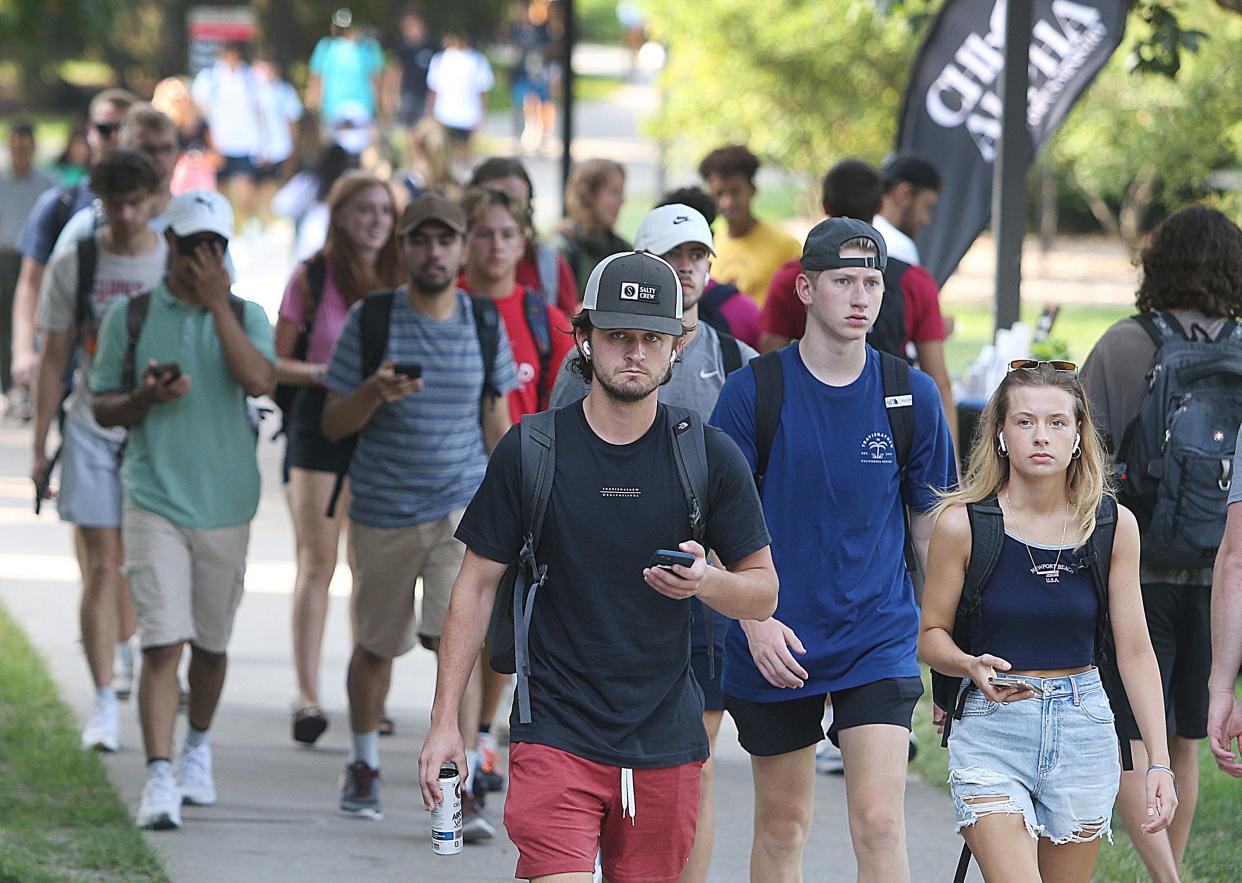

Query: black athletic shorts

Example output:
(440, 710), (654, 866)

(725, 675), (924, 757)
(1112, 581), (1211, 740)
(283, 386), (351, 482)
(690, 644), (725, 712)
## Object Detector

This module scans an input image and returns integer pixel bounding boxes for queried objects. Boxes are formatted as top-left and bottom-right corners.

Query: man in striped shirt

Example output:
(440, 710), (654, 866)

(322, 194), (517, 832)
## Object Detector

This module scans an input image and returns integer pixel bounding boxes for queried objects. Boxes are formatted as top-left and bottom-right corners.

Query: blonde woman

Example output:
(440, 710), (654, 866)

(919, 361), (1176, 882)
(274, 172), (402, 744)
(555, 158), (629, 299)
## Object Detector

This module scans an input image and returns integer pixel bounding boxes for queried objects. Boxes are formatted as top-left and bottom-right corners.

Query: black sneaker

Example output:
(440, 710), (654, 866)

(461, 791), (494, 842)
(339, 761), (383, 820)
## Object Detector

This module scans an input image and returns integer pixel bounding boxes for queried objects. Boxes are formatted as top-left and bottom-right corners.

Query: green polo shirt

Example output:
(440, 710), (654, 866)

(90, 281), (275, 529)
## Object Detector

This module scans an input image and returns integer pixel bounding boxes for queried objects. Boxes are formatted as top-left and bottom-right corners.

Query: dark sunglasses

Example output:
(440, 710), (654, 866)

(1008, 359), (1078, 373)
(174, 234), (228, 256)
(92, 121), (120, 138)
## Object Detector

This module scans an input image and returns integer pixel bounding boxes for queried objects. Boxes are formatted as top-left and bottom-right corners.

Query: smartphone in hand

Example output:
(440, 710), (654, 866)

(147, 361), (182, 382)
(393, 363), (422, 380)
(988, 674), (1045, 697)
(648, 549), (696, 571)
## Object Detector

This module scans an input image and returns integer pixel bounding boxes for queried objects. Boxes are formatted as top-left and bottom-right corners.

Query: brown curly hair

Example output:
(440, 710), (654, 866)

(1136, 205), (1242, 319)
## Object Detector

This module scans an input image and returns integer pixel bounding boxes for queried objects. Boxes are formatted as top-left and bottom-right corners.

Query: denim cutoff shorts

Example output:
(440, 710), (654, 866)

(947, 668), (1121, 844)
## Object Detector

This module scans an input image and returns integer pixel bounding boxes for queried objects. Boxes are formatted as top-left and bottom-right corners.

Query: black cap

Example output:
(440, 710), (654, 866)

(582, 251), (684, 336)
(800, 217), (888, 272)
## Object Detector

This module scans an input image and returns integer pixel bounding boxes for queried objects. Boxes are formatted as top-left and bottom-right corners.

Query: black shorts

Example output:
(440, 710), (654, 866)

(725, 676), (923, 757)
(690, 644), (725, 712)
(1112, 581), (1211, 740)
(282, 386), (351, 481)
(218, 154), (257, 182)
(445, 125), (473, 143)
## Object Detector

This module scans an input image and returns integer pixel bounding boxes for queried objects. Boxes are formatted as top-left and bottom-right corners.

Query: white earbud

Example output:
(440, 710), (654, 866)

(581, 341), (591, 357)
(1072, 432), (1081, 457)
(998, 433), (1007, 454)
(669, 348), (678, 365)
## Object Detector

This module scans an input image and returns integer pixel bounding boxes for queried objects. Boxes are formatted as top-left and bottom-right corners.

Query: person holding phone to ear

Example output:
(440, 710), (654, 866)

(919, 361), (1175, 882)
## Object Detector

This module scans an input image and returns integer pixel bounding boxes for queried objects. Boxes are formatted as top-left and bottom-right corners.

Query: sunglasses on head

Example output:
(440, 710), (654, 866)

(92, 121), (120, 138)
(174, 234), (228, 255)
(1008, 359), (1078, 373)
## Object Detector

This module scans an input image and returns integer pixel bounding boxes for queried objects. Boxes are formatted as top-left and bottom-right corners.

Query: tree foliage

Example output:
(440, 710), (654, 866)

(1049, 0), (1242, 244)
(644, 0), (931, 187)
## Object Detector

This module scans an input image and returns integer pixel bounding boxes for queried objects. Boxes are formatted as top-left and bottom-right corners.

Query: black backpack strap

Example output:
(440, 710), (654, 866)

(470, 295), (502, 403)
(953, 843), (974, 883)
(879, 351), (914, 474)
(514, 409), (556, 725)
(227, 294), (246, 325)
(121, 293), (152, 392)
(667, 405), (714, 676)
(1087, 495), (1133, 770)
(719, 332), (742, 376)
(327, 290), (395, 519)
(522, 288), (554, 409)
(1214, 318), (1242, 344)
(298, 254), (328, 360)
(75, 235), (99, 337)
(751, 350), (784, 491)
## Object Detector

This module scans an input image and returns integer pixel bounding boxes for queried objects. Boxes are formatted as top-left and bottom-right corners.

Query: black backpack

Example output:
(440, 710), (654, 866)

(750, 347), (921, 584)
(486, 404), (711, 725)
(1114, 311), (1242, 570)
(698, 282), (739, 340)
(325, 290), (503, 518)
(869, 257), (910, 362)
(272, 254), (328, 439)
(518, 287), (555, 411)
(932, 495), (1131, 882)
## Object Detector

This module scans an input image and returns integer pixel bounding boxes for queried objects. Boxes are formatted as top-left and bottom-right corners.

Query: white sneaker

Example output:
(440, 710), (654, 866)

(816, 740), (844, 775)
(113, 641), (136, 701)
(176, 742), (217, 806)
(136, 774), (182, 830)
(81, 698), (119, 752)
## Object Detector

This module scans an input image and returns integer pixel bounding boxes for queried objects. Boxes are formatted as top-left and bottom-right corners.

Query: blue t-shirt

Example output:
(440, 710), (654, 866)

(19, 180), (94, 264)
(322, 289), (518, 528)
(710, 344), (957, 701)
(309, 36), (384, 123)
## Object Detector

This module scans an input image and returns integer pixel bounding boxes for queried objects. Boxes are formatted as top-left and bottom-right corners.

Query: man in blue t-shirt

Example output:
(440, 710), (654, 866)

(321, 193), (516, 835)
(307, 8), (385, 127)
(711, 217), (956, 881)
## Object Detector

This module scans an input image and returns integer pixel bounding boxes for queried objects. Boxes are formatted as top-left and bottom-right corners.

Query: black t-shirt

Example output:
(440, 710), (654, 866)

(456, 402), (770, 768)
(397, 39), (434, 97)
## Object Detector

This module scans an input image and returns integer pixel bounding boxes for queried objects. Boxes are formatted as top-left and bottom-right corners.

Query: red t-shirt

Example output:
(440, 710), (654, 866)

(461, 281), (575, 422)
(760, 259), (946, 345)
(517, 246), (580, 315)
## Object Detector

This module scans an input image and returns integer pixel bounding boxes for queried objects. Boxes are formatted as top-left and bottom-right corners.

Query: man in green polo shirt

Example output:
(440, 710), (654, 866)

(90, 190), (275, 831)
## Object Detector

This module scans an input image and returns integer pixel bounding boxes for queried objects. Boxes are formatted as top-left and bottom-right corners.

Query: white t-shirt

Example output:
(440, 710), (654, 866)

(191, 62), (264, 157)
(427, 48), (495, 131)
(872, 214), (920, 266)
(256, 78), (303, 164)
(36, 229), (169, 440)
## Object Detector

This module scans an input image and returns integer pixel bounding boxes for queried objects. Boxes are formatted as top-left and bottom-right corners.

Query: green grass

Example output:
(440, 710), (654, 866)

(942, 302), (1134, 380)
(0, 602), (166, 883)
(910, 668), (1242, 882)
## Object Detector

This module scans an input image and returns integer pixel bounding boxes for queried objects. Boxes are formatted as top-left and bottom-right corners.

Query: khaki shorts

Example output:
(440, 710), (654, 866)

(351, 509), (466, 659)
(122, 502), (250, 654)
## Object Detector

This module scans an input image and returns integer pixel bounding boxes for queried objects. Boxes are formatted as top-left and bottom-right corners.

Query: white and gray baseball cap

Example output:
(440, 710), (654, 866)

(582, 250), (683, 336)
(634, 203), (715, 257)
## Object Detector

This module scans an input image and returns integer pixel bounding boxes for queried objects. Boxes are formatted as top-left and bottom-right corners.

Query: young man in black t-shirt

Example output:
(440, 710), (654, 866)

(419, 251), (777, 883)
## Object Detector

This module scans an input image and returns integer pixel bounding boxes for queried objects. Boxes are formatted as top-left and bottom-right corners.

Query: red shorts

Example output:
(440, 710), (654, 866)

(504, 742), (703, 883)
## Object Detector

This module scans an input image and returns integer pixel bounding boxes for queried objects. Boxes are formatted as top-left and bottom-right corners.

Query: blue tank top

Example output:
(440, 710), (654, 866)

(975, 531), (1098, 670)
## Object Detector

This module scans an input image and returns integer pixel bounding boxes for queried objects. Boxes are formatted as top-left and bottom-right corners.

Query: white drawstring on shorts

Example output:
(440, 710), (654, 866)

(620, 767), (636, 825)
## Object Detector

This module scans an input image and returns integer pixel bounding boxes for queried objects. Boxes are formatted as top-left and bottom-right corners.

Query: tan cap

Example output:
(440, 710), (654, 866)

(399, 194), (466, 237)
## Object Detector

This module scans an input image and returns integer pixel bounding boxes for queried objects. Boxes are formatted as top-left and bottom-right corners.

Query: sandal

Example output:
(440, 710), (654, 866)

(378, 714), (395, 737)
(293, 705), (329, 745)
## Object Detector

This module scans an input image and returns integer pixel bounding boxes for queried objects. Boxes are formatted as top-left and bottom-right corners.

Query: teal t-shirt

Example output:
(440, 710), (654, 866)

(309, 36), (384, 122)
(90, 282), (275, 529)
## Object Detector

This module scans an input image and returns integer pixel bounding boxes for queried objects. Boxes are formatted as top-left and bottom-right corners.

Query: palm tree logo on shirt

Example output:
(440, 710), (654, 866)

(860, 432), (895, 464)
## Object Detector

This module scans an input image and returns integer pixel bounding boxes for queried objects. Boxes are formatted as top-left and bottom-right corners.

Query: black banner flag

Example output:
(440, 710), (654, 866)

(896, 0), (1128, 285)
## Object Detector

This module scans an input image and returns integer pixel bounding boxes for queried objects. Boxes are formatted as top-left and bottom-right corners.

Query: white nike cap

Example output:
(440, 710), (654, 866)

(634, 204), (715, 258)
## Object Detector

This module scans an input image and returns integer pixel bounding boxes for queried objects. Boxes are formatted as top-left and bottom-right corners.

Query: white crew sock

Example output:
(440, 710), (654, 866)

(184, 726), (210, 750)
(95, 685), (117, 706)
(350, 729), (380, 769)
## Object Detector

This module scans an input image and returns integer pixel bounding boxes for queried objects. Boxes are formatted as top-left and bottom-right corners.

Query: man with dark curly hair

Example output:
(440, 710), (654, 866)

(1081, 204), (1242, 881)
(698, 144), (800, 308)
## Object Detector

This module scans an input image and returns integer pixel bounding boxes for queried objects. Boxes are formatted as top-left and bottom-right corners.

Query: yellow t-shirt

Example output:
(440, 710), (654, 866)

(712, 219), (802, 307)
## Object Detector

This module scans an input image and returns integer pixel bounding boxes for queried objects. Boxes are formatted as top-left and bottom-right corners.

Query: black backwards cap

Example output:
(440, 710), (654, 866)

(582, 251), (684, 336)
(800, 216), (888, 273)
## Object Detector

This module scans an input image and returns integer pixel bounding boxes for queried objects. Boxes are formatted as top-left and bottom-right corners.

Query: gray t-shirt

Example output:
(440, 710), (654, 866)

(547, 321), (758, 422)
(1081, 308), (1228, 585)
(36, 229), (169, 441)
(1231, 423), (1242, 507)
(0, 167), (55, 252)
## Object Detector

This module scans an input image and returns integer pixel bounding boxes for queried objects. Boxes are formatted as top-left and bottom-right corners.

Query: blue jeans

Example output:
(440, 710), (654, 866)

(948, 668), (1120, 843)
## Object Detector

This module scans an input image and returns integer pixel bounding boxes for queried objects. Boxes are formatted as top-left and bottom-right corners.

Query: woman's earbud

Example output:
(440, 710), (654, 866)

(1072, 432), (1081, 458)
(581, 341), (591, 357)
(998, 433), (1008, 455)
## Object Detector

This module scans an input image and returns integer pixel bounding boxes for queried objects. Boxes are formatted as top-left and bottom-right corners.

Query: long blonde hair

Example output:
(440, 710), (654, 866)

(936, 363), (1113, 544)
(321, 172), (403, 304)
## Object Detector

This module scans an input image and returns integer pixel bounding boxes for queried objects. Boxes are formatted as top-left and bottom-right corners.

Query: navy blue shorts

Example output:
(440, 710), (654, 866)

(218, 154), (257, 182)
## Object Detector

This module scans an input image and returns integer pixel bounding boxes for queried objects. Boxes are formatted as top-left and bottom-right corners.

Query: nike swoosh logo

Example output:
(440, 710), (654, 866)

(673, 216), (689, 224)
(700, 369), (720, 379)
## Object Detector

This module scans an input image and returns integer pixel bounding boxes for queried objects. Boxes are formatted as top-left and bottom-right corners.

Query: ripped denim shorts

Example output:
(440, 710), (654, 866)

(947, 667), (1120, 844)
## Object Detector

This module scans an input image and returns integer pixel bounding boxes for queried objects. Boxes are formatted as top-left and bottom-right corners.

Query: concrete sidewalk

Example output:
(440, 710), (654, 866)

(0, 420), (978, 881)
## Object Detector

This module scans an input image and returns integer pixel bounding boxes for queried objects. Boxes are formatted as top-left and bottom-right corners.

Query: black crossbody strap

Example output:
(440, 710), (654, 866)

(514, 410), (556, 725)
(667, 405), (714, 677)
(751, 350), (784, 491)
